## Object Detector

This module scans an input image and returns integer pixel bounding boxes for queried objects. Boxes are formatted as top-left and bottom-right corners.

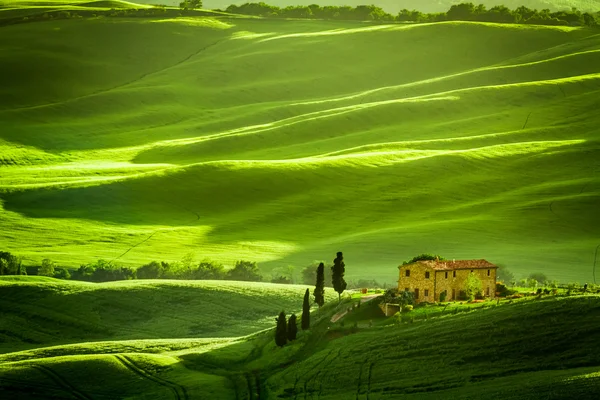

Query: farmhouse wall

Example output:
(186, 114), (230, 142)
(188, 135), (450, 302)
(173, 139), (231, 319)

(398, 261), (497, 303)
(397, 263), (436, 303)
(434, 268), (497, 301)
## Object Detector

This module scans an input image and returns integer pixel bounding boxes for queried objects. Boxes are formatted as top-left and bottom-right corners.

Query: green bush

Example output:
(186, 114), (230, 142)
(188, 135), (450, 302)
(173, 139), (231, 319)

(439, 291), (447, 302)
(402, 305), (413, 313)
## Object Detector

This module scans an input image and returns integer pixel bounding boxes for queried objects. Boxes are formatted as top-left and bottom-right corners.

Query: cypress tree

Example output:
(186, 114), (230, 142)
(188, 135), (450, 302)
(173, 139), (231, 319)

(301, 288), (310, 330)
(331, 251), (347, 302)
(275, 311), (287, 347)
(313, 262), (325, 308)
(287, 314), (297, 341)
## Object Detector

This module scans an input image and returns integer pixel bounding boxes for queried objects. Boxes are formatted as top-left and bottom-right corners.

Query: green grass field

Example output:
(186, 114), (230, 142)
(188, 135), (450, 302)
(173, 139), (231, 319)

(1, 276), (599, 399)
(1, 5), (599, 285)
(0, 276), (337, 352)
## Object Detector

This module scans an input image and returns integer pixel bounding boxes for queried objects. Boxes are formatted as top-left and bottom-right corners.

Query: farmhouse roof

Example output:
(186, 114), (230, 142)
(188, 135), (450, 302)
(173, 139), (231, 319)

(399, 259), (496, 270)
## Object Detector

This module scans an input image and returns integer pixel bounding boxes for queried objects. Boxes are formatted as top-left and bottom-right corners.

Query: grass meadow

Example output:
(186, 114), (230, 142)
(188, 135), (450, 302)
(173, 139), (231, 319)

(1, 276), (599, 399)
(1, 5), (600, 397)
(1, 5), (599, 284)
(0, 276), (337, 352)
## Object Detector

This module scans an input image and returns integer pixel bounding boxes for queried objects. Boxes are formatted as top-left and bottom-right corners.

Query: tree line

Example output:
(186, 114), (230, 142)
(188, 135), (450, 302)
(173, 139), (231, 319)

(0, 250), (356, 287)
(275, 251), (346, 347)
(222, 2), (599, 27)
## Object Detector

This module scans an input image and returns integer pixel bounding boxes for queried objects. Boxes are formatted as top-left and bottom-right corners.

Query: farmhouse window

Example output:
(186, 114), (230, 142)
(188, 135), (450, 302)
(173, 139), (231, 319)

(445, 272), (448, 279)
(425, 272), (430, 279)
(453, 271), (456, 278)
(415, 288), (419, 299)
(406, 270), (410, 277)
(487, 269), (491, 276)
(486, 287), (490, 296)
(452, 289), (456, 299)
(405, 288), (409, 292)
(424, 289), (429, 297)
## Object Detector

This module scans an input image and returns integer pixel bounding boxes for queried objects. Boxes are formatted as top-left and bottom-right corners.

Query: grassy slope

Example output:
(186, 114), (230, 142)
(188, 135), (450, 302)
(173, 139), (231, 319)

(266, 295), (600, 398)
(0, 277), (337, 352)
(0, 16), (599, 284)
(1, 292), (599, 399)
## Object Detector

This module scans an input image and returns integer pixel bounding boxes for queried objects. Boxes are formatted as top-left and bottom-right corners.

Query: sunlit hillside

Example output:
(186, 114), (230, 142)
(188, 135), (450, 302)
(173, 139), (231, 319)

(0, 13), (599, 283)
(1, 292), (599, 399)
(0, 276), (336, 352)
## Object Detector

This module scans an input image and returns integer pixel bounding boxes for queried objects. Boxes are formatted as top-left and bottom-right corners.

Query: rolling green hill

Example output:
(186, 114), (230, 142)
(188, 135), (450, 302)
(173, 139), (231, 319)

(0, 13), (599, 284)
(1, 290), (599, 399)
(0, 277), (336, 352)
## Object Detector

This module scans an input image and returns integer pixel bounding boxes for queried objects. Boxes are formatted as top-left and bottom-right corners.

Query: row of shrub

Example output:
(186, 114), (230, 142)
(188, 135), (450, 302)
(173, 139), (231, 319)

(3, 6), (217, 27)
(2, 251), (371, 286)
(223, 2), (600, 27)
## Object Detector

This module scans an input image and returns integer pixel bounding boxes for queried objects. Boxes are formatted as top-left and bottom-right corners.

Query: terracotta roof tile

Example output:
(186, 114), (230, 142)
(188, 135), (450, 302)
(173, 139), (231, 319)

(401, 259), (496, 270)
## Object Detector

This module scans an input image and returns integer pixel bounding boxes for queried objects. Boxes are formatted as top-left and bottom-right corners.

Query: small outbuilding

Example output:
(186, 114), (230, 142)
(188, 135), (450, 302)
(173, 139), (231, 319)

(398, 259), (497, 303)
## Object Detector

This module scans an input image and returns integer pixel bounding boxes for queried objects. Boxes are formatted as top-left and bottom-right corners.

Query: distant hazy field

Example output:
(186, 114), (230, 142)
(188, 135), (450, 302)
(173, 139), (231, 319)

(0, 12), (599, 283)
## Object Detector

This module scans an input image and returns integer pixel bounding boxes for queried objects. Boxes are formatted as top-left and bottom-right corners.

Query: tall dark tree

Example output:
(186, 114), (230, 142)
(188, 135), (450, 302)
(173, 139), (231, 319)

(301, 288), (310, 330)
(313, 262), (325, 308)
(331, 252), (347, 302)
(287, 314), (297, 341)
(275, 311), (287, 347)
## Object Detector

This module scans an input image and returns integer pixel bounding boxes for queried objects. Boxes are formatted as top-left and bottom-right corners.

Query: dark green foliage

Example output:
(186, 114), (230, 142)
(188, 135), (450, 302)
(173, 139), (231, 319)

(439, 291), (447, 302)
(226, 260), (262, 282)
(53, 268), (71, 280)
(496, 282), (516, 297)
(398, 290), (415, 309)
(38, 259), (55, 277)
(136, 261), (165, 279)
(287, 314), (297, 341)
(275, 311), (287, 347)
(302, 262), (332, 287)
(271, 275), (292, 284)
(302, 288), (310, 330)
(226, 3), (393, 21)
(194, 260), (225, 280)
(331, 252), (347, 301)
(529, 272), (549, 285)
(382, 288), (398, 304)
(383, 288), (415, 309)
(72, 260), (136, 282)
(465, 272), (483, 301)
(313, 263), (325, 308)
(301, 265), (316, 285)
(179, 0), (202, 11)
(0, 251), (22, 275)
(346, 278), (381, 289)
(402, 253), (446, 265)
(225, 2), (600, 28)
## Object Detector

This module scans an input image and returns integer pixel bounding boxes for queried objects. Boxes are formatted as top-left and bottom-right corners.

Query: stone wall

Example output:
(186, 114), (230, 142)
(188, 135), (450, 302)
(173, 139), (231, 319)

(398, 263), (497, 303)
(398, 263), (436, 303)
(434, 268), (497, 301)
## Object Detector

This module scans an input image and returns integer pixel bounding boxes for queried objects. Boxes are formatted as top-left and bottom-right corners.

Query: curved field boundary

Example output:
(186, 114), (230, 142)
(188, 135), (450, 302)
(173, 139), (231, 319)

(31, 364), (93, 400)
(113, 354), (188, 400)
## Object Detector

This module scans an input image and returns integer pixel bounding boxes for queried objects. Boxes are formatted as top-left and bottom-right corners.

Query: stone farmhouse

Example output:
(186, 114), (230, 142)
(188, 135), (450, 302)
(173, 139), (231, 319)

(398, 259), (498, 303)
